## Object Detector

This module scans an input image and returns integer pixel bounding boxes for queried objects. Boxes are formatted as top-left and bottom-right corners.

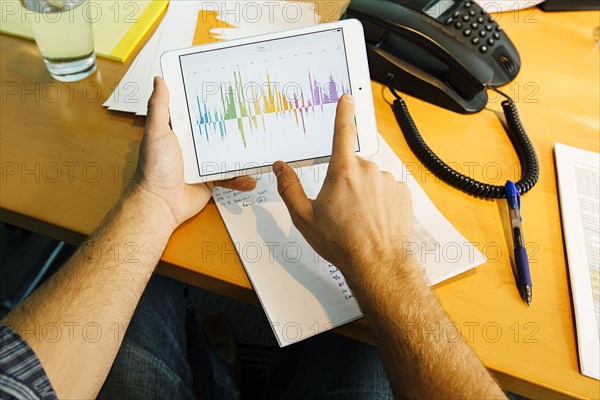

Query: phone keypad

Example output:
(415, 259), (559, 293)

(444, 1), (503, 55)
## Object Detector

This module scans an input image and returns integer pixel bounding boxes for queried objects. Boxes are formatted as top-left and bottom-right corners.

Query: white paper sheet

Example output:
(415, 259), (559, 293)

(214, 135), (486, 346)
(107, 0), (332, 115)
(136, 0), (199, 114)
(555, 142), (600, 381)
(103, 21), (164, 112)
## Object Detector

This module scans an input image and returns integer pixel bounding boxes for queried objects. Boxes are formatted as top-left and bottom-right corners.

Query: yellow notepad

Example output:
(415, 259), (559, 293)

(0, 0), (168, 62)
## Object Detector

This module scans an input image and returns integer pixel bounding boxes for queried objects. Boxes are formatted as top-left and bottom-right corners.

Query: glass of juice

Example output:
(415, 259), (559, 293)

(21, 0), (96, 82)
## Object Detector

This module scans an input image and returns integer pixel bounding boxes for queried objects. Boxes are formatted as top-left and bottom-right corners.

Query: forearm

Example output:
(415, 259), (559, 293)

(347, 259), (506, 399)
(2, 187), (176, 399)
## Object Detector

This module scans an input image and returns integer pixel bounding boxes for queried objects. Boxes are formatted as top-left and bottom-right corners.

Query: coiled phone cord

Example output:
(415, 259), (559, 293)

(386, 74), (539, 198)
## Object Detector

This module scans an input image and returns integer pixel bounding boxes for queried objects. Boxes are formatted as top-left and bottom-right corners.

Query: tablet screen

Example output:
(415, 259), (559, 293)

(179, 28), (355, 177)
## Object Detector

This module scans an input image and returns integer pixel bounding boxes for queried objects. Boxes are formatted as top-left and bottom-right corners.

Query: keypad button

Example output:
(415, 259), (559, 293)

(469, 10), (476, 16)
(463, 29), (472, 37)
(445, 17), (453, 25)
(462, 14), (470, 22)
(471, 22), (479, 29)
(454, 21), (463, 29)
(480, 45), (488, 53)
(493, 32), (501, 40)
(479, 30), (487, 37)
(486, 24), (493, 31)
(487, 38), (495, 46)
(497, 26), (503, 32)
(465, 2), (472, 7)
(453, 11), (460, 18)
(472, 37), (480, 45)
(477, 17), (484, 23)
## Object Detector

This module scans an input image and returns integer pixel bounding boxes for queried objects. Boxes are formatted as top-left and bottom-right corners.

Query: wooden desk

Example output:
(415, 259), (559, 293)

(1, 9), (599, 399)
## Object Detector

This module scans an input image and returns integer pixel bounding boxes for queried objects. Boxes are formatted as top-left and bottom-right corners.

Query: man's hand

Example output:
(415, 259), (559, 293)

(273, 94), (413, 283)
(273, 94), (506, 399)
(134, 76), (256, 231)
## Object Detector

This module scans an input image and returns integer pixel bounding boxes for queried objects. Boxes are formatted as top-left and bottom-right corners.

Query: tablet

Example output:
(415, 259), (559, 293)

(161, 19), (378, 183)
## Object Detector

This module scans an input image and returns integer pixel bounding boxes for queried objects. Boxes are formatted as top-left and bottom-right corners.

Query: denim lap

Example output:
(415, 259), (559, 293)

(98, 274), (392, 399)
(97, 274), (197, 400)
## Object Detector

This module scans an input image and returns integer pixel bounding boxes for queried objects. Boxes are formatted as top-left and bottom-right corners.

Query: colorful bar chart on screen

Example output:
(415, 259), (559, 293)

(194, 68), (349, 147)
(179, 28), (352, 176)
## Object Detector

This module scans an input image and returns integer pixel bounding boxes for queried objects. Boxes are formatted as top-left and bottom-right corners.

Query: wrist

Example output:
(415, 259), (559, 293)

(342, 255), (426, 300)
(123, 184), (179, 237)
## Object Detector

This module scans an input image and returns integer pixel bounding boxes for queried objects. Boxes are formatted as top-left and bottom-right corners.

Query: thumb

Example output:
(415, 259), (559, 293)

(273, 161), (313, 224)
(146, 76), (171, 137)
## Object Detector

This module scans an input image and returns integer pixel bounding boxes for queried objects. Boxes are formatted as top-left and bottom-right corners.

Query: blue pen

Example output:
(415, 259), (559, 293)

(505, 181), (532, 306)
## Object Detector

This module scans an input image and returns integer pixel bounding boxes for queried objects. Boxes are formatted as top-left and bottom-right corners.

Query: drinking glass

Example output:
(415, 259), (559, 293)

(21, 0), (96, 82)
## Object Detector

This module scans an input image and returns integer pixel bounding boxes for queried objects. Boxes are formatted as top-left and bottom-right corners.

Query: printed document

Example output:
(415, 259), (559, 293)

(555, 142), (600, 380)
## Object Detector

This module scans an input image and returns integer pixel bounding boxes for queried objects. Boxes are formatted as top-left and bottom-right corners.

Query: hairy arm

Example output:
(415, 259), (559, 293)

(1, 77), (255, 399)
(3, 187), (175, 398)
(348, 259), (505, 399)
(274, 94), (505, 399)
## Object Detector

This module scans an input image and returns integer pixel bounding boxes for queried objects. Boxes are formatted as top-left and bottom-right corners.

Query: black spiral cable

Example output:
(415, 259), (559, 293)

(386, 74), (539, 198)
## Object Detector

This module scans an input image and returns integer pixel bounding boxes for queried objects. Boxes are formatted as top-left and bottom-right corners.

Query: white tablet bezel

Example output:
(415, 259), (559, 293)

(161, 19), (378, 183)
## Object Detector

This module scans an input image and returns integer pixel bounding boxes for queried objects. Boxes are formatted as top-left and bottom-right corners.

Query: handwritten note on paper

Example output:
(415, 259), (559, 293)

(214, 135), (486, 346)
(214, 164), (362, 347)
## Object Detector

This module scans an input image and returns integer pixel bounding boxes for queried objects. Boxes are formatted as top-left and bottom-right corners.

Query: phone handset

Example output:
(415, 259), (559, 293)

(346, 0), (521, 113)
(345, 0), (539, 198)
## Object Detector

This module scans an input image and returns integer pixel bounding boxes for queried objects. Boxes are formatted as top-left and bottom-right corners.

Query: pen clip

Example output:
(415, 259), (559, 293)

(505, 180), (520, 211)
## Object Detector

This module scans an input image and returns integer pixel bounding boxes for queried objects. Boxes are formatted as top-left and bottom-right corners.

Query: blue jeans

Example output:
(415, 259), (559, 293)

(98, 274), (393, 399)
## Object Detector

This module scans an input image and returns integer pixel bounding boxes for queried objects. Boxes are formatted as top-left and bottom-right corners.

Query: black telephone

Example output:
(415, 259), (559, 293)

(346, 0), (521, 113)
(345, 0), (538, 198)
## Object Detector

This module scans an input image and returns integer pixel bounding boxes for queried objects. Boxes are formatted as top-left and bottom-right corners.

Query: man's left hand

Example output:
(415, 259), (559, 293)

(133, 76), (256, 230)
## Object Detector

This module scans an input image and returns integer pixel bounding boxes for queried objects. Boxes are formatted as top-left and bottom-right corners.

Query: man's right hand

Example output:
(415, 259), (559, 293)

(274, 95), (507, 400)
(273, 94), (414, 284)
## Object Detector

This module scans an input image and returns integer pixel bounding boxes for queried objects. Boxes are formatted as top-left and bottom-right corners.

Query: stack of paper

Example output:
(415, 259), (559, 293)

(555, 142), (600, 381)
(214, 136), (487, 346)
(104, 0), (350, 115)
(0, 0), (168, 62)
